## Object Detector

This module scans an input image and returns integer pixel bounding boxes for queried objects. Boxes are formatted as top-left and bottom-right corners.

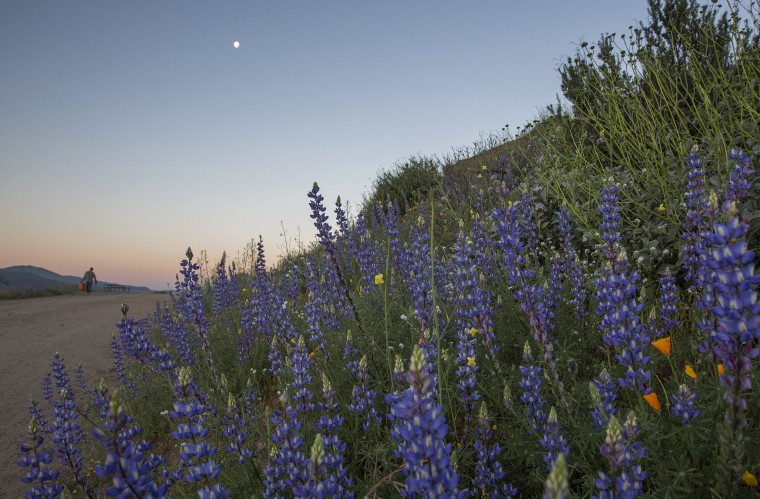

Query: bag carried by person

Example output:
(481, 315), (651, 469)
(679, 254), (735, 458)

(78, 281), (85, 291)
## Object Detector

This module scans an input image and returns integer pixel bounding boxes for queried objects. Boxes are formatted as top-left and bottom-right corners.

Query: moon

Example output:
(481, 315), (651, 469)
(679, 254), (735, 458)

(233, 40), (240, 48)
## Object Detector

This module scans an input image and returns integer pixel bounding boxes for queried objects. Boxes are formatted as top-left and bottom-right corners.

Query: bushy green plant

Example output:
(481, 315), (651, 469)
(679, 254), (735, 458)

(538, 0), (759, 280)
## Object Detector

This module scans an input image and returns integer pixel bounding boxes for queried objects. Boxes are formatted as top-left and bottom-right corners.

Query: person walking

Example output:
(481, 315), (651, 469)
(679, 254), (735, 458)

(82, 267), (97, 293)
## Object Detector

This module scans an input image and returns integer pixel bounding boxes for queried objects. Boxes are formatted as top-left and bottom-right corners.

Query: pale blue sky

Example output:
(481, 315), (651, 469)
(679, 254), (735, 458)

(0, 1), (650, 290)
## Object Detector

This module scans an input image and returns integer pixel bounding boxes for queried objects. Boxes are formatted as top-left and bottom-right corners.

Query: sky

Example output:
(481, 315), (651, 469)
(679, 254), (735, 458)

(0, 1), (650, 291)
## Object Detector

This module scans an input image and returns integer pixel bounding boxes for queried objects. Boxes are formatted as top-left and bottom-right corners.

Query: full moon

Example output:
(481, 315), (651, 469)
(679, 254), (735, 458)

(233, 41), (240, 48)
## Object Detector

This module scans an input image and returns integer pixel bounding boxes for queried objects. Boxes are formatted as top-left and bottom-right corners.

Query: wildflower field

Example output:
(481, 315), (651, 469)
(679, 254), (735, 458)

(16, 1), (760, 497)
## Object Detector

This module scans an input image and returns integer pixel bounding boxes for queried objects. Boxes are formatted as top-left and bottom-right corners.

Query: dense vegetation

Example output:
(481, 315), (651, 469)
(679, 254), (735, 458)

(17, 1), (759, 497)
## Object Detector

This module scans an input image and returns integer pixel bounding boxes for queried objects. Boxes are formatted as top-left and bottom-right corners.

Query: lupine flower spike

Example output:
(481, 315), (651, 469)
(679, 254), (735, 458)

(387, 345), (463, 497)
(544, 453), (570, 499)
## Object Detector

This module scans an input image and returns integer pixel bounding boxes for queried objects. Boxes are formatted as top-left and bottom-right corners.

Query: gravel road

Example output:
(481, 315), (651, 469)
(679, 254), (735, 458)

(0, 292), (167, 498)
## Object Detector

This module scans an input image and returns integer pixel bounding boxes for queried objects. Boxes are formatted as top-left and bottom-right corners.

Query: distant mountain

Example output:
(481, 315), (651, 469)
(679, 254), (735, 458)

(0, 266), (152, 293)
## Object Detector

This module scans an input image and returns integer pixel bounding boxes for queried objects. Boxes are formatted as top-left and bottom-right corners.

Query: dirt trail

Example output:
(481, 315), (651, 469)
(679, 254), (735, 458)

(0, 292), (168, 498)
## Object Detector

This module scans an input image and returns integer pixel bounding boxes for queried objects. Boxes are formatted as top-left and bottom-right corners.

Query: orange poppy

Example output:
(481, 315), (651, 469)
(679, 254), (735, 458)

(643, 392), (661, 413)
(717, 363), (725, 375)
(684, 364), (697, 380)
(651, 337), (671, 356)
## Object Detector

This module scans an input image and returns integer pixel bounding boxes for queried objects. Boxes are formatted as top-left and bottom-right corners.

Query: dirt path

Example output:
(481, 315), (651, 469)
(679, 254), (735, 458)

(0, 292), (168, 498)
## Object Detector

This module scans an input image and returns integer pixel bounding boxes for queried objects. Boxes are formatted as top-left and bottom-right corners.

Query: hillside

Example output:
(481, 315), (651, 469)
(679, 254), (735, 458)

(0, 265), (152, 295)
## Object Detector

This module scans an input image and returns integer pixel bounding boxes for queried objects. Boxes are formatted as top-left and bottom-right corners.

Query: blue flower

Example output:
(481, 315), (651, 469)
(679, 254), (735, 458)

(472, 402), (517, 497)
(518, 342), (547, 434)
(168, 367), (226, 495)
(18, 416), (64, 498)
(387, 346), (463, 497)
(540, 407), (570, 471)
(93, 390), (169, 497)
(670, 384), (701, 425)
(590, 369), (618, 430)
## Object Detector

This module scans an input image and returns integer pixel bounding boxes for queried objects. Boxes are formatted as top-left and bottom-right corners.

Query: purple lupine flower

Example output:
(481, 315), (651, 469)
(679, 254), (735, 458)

(471, 212), (498, 281)
(348, 355), (381, 431)
(212, 252), (228, 316)
(28, 398), (48, 436)
(568, 255), (588, 327)
(387, 346), (463, 498)
(597, 179), (623, 269)
(334, 195), (357, 272)
(73, 365), (90, 403)
(681, 148), (709, 288)
(309, 182), (336, 250)
(594, 184), (652, 394)
(18, 416), (64, 498)
(670, 384), (700, 425)
(494, 202), (558, 376)
(309, 183), (357, 322)
(293, 434), (341, 498)
(304, 257), (340, 357)
(227, 260), (241, 307)
(540, 407), (570, 471)
(518, 194), (541, 262)
(50, 353), (73, 397)
(314, 374), (353, 497)
(472, 402), (518, 497)
(116, 309), (175, 373)
(654, 270), (681, 338)
(50, 387), (94, 497)
(518, 342), (547, 434)
(111, 335), (137, 397)
(91, 379), (112, 430)
(725, 148), (753, 203)
(589, 369), (618, 430)
(404, 215), (436, 364)
(594, 412), (647, 498)
(174, 247), (214, 371)
(452, 225), (482, 436)
(334, 195), (350, 238)
(600, 250), (651, 394)
(158, 303), (195, 367)
(291, 335), (315, 416)
(168, 367), (227, 496)
(241, 237), (300, 376)
(41, 373), (54, 407)
(222, 394), (253, 464)
(93, 390), (169, 497)
(354, 212), (384, 297)
(381, 199), (406, 271)
(263, 403), (307, 498)
(558, 206), (588, 325)
(343, 330), (360, 379)
(703, 210), (760, 479)
(546, 252), (565, 313)
(620, 412), (647, 496)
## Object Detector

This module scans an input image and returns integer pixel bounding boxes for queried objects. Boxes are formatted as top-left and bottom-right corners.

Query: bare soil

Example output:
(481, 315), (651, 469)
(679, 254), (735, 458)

(0, 292), (168, 498)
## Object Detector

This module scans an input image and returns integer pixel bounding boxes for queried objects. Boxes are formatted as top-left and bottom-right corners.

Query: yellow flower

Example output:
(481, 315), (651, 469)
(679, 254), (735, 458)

(651, 337), (671, 356)
(492, 424), (497, 431)
(643, 392), (661, 413)
(743, 470), (758, 487)
(481, 165), (488, 171)
(717, 363), (725, 375)
(684, 364), (697, 380)
(374, 273), (384, 285)
(658, 203), (666, 212)
(469, 327), (478, 337)
(476, 174), (483, 179)
(467, 357), (476, 367)
(309, 351), (316, 358)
